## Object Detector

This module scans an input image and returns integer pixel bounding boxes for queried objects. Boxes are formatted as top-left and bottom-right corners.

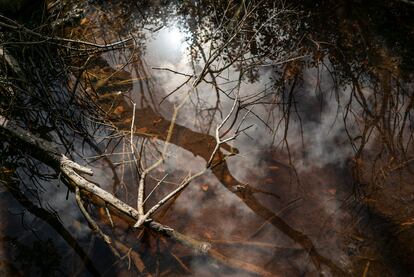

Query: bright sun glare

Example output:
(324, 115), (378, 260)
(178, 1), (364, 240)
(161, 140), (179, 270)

(164, 26), (186, 51)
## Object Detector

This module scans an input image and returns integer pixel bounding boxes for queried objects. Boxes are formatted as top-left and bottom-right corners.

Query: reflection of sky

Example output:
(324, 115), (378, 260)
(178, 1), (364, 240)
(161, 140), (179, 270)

(143, 20), (355, 168)
(139, 15), (355, 272)
(145, 23), (188, 65)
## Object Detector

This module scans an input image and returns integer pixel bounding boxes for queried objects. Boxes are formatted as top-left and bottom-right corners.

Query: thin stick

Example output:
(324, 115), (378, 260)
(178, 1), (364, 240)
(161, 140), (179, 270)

(143, 173), (168, 204)
(136, 93), (190, 221)
(75, 187), (120, 257)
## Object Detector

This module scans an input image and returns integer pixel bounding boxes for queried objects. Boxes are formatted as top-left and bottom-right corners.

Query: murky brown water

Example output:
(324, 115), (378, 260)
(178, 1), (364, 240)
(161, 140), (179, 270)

(1, 0), (414, 276)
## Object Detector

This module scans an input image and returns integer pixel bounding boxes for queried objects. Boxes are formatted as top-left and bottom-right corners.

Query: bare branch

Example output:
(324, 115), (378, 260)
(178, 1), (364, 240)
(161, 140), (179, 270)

(0, 115), (275, 277)
(75, 186), (121, 258)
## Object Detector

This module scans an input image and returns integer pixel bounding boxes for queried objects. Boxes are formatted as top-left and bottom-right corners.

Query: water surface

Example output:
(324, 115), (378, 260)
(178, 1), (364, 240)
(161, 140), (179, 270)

(1, 0), (414, 276)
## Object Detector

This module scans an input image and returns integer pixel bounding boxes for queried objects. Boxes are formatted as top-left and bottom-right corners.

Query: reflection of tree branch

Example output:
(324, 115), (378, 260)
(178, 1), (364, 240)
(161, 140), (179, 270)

(2, 179), (100, 277)
(213, 159), (347, 275)
(107, 92), (348, 274)
(7, 179), (151, 275)
(75, 186), (120, 257)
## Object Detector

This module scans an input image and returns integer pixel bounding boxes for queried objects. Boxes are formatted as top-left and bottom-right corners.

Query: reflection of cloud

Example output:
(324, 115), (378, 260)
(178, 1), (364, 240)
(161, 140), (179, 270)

(142, 25), (357, 273)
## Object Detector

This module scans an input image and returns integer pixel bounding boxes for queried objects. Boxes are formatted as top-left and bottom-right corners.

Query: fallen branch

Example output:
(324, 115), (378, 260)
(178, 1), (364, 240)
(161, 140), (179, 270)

(0, 114), (276, 277)
(133, 94), (248, 229)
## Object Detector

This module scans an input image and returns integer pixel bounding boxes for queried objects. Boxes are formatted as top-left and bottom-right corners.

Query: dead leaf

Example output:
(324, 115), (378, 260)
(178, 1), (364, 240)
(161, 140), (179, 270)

(201, 184), (209, 192)
(73, 220), (82, 231)
(327, 188), (336, 195)
(136, 127), (148, 133)
(204, 232), (213, 240)
(95, 78), (108, 89)
(401, 219), (414, 226)
(123, 118), (132, 124)
(80, 18), (90, 26)
(153, 118), (162, 125)
(113, 105), (125, 115)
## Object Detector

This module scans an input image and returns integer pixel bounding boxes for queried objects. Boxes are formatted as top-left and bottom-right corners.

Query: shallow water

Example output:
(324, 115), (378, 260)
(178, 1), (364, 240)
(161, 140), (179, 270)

(1, 0), (414, 276)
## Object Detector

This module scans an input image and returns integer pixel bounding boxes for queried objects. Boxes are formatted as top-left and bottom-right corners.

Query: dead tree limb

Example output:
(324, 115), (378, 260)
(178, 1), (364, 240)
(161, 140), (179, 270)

(0, 114), (276, 277)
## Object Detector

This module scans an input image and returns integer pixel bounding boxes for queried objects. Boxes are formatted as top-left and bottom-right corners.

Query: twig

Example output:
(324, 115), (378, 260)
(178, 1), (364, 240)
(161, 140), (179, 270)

(134, 170), (205, 228)
(135, 94), (189, 225)
(143, 173), (168, 204)
(114, 240), (152, 276)
(207, 94), (241, 167)
(75, 186), (120, 258)
(134, 92), (245, 228)
(398, 0), (414, 6)
(61, 155), (93, 175)
(105, 206), (115, 228)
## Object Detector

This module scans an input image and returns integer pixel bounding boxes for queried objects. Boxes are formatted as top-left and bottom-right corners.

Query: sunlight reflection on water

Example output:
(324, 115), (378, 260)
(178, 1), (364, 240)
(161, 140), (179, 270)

(146, 23), (189, 64)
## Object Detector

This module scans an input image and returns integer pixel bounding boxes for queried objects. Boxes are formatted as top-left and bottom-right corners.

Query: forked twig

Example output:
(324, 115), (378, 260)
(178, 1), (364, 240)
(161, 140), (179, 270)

(133, 93), (251, 229)
(135, 93), (190, 225)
